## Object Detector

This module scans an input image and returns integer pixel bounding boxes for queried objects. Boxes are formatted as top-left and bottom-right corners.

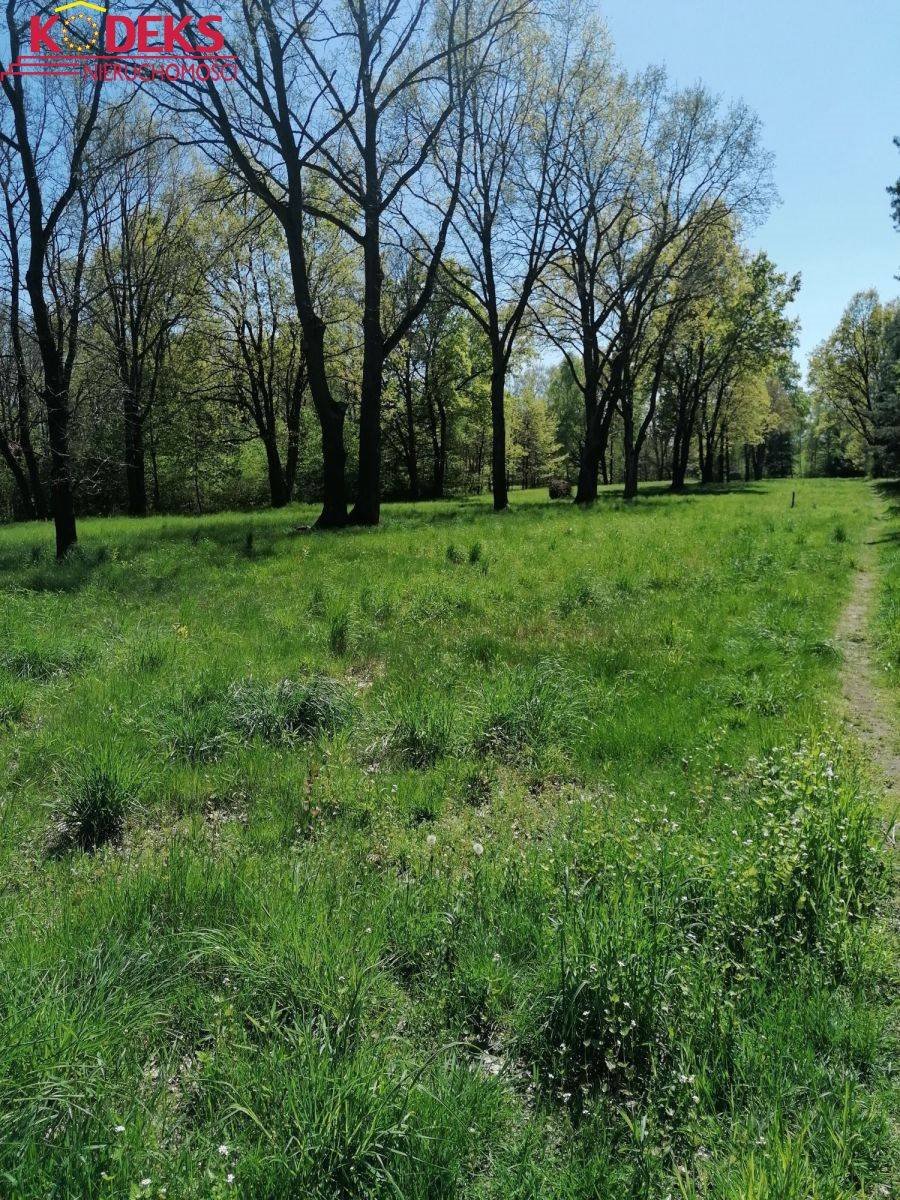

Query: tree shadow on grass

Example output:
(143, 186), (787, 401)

(0, 478), (776, 592)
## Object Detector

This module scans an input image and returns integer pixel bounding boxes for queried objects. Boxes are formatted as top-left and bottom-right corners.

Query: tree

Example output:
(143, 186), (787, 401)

(1, 3), (105, 555)
(87, 112), (208, 516)
(208, 214), (305, 507)
(0, 156), (48, 521)
(808, 290), (890, 473)
(538, 27), (639, 502)
(507, 368), (562, 489)
(693, 251), (798, 485)
(873, 302), (900, 474)
(889, 135), (899, 272)
(444, 10), (577, 511)
(166, 0), (515, 527)
(546, 360), (584, 481)
(292, 0), (517, 524)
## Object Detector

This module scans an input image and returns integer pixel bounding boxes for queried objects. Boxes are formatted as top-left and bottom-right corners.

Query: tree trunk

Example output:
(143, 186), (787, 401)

(0, 438), (37, 519)
(286, 234), (347, 528)
(622, 426), (639, 500)
(148, 415), (161, 511)
(264, 436), (290, 507)
(699, 431), (715, 485)
(350, 200), (383, 526)
(123, 391), (148, 517)
(403, 372), (420, 500)
(489, 347), (508, 511)
(575, 372), (601, 504)
(45, 374), (77, 558)
(351, 338), (383, 525)
(15, 385), (46, 519)
(25, 239), (78, 556)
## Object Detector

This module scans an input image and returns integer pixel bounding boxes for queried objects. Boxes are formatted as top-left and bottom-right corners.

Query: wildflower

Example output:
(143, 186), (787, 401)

(226, 1174), (235, 1185)
(218, 1144), (230, 1158)
(114, 1125), (125, 1134)
(472, 840), (484, 857)
(426, 833), (437, 848)
(140, 1181), (151, 1190)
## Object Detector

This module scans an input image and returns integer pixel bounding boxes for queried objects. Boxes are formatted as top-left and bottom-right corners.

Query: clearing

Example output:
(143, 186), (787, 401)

(0, 478), (896, 1200)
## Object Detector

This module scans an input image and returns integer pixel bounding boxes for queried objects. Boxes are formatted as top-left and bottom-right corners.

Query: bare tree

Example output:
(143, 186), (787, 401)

(207, 208), (307, 507)
(87, 110), (208, 516)
(442, 8), (575, 510)
(0, 162), (45, 518)
(1, 2), (105, 555)
(162, 0), (512, 526)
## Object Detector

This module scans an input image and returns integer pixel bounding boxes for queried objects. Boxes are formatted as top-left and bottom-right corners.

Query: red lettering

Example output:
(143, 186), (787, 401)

(137, 15), (163, 51)
(29, 15), (60, 53)
(164, 15), (195, 53)
(196, 15), (225, 53)
(105, 15), (135, 53)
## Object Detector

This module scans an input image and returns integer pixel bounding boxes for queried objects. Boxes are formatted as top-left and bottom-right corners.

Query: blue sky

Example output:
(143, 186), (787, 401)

(597, 0), (900, 376)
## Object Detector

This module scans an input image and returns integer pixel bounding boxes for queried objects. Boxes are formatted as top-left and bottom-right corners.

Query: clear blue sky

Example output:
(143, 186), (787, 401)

(598, 0), (900, 376)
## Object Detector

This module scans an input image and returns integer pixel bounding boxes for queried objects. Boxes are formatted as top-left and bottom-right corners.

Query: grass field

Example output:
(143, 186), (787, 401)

(0, 478), (896, 1199)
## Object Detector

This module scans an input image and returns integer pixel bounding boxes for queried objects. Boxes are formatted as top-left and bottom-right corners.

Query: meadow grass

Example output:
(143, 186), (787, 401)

(0, 478), (895, 1199)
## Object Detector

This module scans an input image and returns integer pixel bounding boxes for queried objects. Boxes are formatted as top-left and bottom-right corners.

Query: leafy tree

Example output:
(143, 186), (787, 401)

(808, 290), (892, 473)
(507, 368), (562, 489)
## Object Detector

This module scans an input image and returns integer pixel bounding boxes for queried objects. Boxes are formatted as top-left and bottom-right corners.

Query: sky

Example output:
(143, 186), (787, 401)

(596, 0), (900, 377)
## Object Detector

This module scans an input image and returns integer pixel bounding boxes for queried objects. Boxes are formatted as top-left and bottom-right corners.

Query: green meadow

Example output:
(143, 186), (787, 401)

(0, 478), (896, 1199)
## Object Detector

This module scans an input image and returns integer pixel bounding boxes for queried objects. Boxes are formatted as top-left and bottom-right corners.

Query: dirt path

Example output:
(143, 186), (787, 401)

(836, 537), (899, 831)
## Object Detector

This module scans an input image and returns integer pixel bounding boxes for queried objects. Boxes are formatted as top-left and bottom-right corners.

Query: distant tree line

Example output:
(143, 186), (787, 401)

(0, 0), (812, 554)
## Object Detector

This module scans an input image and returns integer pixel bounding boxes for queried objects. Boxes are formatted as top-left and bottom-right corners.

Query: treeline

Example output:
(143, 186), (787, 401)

(0, 1), (805, 553)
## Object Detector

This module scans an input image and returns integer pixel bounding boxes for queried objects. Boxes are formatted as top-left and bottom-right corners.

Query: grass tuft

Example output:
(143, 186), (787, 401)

(48, 747), (142, 855)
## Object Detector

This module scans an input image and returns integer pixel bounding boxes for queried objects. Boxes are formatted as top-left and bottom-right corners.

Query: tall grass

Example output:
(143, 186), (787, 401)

(0, 479), (894, 1198)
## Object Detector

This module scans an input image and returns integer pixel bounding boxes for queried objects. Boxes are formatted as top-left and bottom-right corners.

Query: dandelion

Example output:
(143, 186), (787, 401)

(472, 840), (484, 857)
(426, 833), (437, 848)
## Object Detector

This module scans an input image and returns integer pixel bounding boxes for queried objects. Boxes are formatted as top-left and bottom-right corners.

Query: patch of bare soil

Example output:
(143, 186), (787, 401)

(836, 542), (899, 839)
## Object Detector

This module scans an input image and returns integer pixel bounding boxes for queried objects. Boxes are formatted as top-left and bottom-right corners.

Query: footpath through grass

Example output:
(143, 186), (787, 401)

(0, 478), (895, 1199)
